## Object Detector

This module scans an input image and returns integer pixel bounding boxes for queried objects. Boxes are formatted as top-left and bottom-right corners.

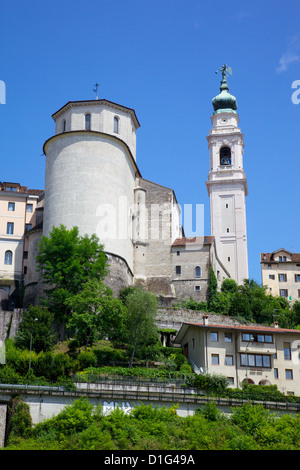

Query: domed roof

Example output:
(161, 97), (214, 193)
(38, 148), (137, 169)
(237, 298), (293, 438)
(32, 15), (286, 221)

(212, 65), (237, 114)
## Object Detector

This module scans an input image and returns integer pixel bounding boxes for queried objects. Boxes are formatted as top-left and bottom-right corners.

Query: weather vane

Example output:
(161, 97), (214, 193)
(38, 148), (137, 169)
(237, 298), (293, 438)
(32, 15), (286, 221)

(215, 64), (232, 79)
(93, 82), (100, 100)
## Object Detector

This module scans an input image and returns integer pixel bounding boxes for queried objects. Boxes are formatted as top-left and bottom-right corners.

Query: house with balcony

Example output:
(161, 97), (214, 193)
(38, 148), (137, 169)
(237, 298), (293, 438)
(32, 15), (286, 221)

(175, 315), (300, 396)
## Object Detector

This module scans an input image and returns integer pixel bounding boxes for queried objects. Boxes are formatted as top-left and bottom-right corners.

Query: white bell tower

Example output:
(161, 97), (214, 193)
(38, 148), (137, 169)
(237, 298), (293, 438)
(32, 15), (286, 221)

(206, 65), (248, 285)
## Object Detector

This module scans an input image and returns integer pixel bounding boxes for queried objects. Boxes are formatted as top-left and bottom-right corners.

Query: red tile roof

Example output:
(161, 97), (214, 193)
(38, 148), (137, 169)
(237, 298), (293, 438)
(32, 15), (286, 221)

(182, 321), (300, 335)
(172, 236), (214, 246)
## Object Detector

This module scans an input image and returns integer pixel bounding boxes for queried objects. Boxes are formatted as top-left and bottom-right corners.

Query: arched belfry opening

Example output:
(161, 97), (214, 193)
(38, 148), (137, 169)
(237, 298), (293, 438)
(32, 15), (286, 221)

(220, 146), (231, 166)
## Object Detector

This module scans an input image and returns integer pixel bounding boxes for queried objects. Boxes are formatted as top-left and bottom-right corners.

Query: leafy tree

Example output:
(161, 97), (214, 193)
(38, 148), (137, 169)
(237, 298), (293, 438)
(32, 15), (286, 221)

(36, 225), (107, 339)
(207, 268), (218, 310)
(14, 305), (56, 353)
(122, 288), (158, 368)
(66, 279), (126, 348)
(221, 278), (238, 294)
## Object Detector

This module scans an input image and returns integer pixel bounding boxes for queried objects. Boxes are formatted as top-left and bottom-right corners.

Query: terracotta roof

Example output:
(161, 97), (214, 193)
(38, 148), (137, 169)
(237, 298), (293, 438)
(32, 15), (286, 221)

(261, 251), (300, 263)
(181, 321), (300, 335)
(172, 236), (214, 246)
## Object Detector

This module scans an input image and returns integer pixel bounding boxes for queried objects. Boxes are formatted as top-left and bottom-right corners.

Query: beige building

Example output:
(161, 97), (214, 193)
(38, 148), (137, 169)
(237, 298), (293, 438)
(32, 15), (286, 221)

(176, 315), (300, 395)
(261, 249), (300, 302)
(0, 182), (43, 309)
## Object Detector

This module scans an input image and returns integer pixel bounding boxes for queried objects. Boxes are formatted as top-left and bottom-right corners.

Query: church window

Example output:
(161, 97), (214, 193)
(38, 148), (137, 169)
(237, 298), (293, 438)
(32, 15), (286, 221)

(195, 266), (201, 277)
(85, 114), (91, 130)
(62, 119), (66, 132)
(4, 250), (12, 265)
(114, 116), (119, 133)
(220, 146), (231, 166)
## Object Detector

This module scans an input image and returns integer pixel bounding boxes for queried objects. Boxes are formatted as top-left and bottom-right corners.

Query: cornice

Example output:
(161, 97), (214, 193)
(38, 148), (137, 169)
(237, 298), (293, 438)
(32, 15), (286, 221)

(51, 99), (140, 130)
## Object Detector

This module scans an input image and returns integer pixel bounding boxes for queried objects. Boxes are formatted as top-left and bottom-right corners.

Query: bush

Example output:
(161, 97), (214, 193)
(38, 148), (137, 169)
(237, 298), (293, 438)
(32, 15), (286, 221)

(77, 350), (97, 369)
(6, 397), (32, 443)
(185, 373), (229, 392)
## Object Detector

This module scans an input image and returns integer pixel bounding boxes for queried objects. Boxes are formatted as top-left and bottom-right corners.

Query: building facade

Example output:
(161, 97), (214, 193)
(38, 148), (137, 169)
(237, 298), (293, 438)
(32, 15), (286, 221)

(176, 315), (300, 395)
(261, 248), (300, 302)
(0, 182), (43, 309)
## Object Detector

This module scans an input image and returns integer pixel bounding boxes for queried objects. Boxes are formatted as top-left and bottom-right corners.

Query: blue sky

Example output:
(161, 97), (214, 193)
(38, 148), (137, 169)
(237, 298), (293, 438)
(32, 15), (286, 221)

(0, 0), (299, 285)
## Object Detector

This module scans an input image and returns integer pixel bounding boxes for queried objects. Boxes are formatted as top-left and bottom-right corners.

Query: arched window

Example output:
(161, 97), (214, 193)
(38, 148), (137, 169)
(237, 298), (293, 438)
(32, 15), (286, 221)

(4, 250), (12, 265)
(114, 116), (119, 134)
(85, 114), (91, 130)
(220, 146), (231, 166)
(195, 266), (201, 278)
(62, 119), (66, 132)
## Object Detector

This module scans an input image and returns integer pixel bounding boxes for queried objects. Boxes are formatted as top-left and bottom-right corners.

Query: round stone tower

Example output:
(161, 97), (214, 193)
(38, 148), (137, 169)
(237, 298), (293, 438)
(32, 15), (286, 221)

(42, 98), (141, 293)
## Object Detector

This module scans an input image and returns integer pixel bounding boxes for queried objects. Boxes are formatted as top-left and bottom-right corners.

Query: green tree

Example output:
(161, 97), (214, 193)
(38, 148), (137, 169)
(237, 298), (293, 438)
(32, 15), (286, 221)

(122, 288), (158, 368)
(66, 279), (126, 348)
(14, 305), (56, 353)
(208, 268), (218, 310)
(36, 225), (107, 339)
(221, 278), (238, 294)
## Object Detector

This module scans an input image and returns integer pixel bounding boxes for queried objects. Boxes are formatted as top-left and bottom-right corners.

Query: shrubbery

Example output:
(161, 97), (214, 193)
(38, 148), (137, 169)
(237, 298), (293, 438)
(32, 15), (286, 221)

(5, 398), (300, 450)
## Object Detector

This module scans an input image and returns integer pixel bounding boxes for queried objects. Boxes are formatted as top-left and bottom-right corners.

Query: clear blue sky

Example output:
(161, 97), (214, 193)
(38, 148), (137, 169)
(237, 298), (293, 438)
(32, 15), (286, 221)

(1, 0), (299, 285)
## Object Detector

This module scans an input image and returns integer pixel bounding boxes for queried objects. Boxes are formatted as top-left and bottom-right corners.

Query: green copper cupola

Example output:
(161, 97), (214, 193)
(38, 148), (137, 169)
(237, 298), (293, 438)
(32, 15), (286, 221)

(212, 64), (237, 114)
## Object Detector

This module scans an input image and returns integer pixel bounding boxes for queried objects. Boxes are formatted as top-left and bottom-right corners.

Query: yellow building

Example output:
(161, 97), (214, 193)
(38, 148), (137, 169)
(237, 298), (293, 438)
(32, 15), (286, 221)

(261, 249), (300, 302)
(175, 315), (300, 396)
(0, 182), (43, 309)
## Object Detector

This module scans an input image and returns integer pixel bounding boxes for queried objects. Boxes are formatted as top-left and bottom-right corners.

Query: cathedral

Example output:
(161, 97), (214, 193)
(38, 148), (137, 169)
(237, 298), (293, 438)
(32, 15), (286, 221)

(23, 65), (248, 307)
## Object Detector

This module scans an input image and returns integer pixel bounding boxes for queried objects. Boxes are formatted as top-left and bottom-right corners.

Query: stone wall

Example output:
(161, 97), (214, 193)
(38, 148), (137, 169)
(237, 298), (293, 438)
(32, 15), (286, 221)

(0, 405), (7, 447)
(0, 309), (23, 342)
(155, 307), (246, 333)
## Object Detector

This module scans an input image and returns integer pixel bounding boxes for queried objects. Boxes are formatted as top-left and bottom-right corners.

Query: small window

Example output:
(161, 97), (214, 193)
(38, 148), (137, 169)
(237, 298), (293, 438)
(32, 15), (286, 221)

(285, 369), (293, 380)
(274, 368), (278, 379)
(210, 332), (218, 342)
(225, 355), (233, 366)
(26, 203), (33, 213)
(114, 116), (119, 133)
(23, 251), (28, 260)
(4, 250), (12, 265)
(284, 342), (291, 360)
(6, 222), (14, 235)
(175, 265), (181, 275)
(85, 114), (91, 130)
(279, 273), (287, 282)
(280, 289), (288, 298)
(211, 354), (219, 365)
(177, 251), (180, 256)
(295, 274), (300, 282)
(195, 266), (201, 278)
(6, 186), (17, 192)
(225, 333), (232, 342)
(25, 224), (32, 233)
(269, 274), (275, 280)
(228, 257), (231, 262)
(195, 285), (200, 291)
(62, 119), (66, 132)
(8, 202), (15, 211)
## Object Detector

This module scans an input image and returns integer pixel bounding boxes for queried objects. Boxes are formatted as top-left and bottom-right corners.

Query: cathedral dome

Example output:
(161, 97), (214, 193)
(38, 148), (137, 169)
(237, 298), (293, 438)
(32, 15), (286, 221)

(212, 72), (237, 114)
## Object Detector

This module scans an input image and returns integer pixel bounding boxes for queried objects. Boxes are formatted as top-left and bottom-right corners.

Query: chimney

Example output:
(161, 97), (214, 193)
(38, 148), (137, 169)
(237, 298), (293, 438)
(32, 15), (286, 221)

(274, 321), (279, 328)
(203, 315), (209, 326)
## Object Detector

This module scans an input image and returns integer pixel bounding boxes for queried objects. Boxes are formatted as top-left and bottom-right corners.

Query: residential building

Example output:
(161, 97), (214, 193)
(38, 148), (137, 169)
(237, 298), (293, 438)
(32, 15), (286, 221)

(175, 316), (300, 395)
(0, 182), (43, 309)
(261, 248), (300, 302)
